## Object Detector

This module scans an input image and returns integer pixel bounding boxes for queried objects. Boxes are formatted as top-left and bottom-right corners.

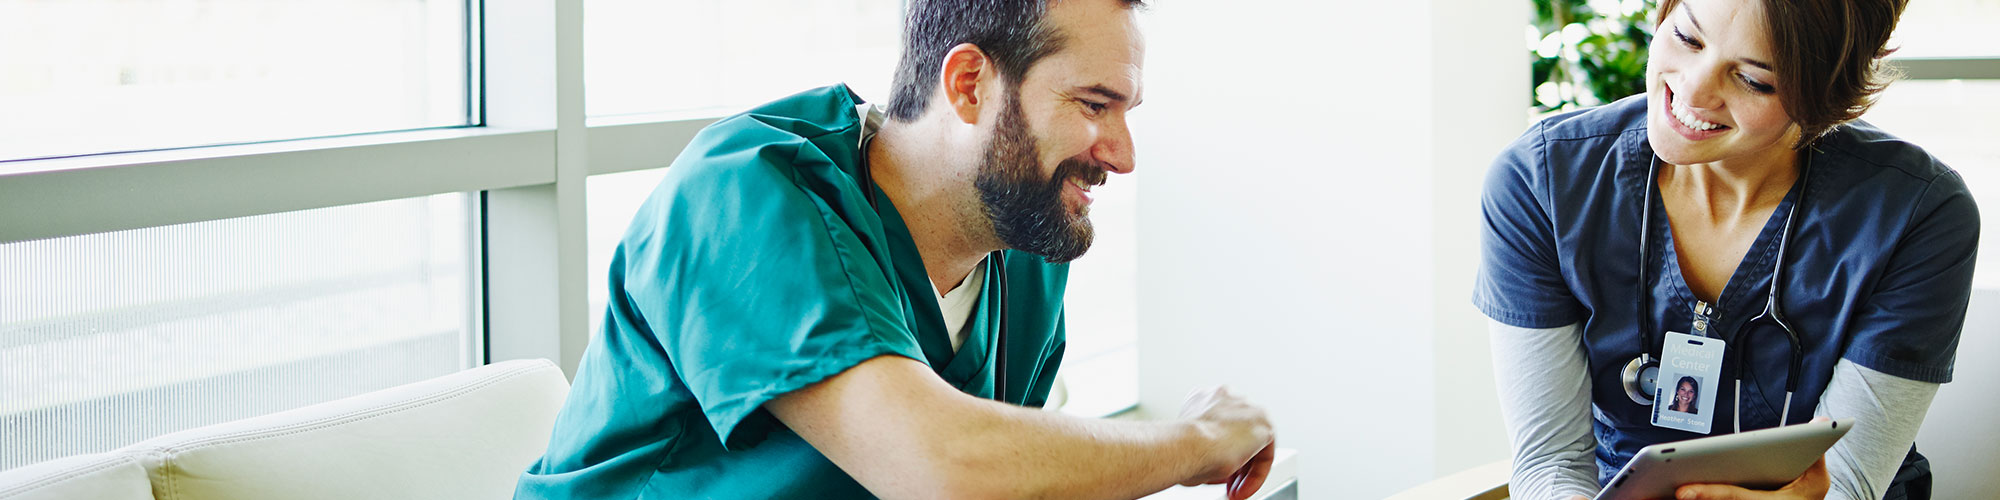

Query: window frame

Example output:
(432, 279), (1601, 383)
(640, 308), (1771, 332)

(0, 0), (1145, 418)
(1889, 56), (2000, 80)
(0, 0), (618, 375)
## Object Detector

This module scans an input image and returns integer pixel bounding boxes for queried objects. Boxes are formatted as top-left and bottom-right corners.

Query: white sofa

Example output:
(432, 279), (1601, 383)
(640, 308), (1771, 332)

(0, 359), (568, 500)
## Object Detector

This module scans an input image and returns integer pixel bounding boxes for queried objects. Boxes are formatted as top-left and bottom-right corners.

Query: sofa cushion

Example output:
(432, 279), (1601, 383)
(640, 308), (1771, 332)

(0, 453), (153, 500)
(124, 359), (567, 500)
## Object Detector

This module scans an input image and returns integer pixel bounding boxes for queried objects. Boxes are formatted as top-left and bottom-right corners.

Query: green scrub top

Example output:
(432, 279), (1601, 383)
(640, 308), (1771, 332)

(515, 84), (1071, 500)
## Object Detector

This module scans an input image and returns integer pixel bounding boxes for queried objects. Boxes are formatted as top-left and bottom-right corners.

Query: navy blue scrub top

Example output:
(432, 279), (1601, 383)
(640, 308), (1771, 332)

(1474, 95), (1981, 484)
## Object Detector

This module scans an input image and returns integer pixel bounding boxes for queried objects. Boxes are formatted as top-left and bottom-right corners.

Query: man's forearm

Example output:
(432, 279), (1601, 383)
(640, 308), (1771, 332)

(769, 356), (1252, 500)
(925, 397), (1218, 499)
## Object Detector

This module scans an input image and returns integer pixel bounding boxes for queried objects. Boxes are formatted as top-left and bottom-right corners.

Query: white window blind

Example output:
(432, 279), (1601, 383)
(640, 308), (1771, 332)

(0, 194), (476, 471)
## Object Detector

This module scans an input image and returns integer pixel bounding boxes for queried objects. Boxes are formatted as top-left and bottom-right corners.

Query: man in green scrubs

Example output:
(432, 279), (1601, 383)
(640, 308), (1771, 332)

(515, 1), (1276, 498)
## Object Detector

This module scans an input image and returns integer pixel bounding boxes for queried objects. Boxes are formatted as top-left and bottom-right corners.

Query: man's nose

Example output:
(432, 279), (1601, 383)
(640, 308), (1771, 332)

(1093, 116), (1136, 175)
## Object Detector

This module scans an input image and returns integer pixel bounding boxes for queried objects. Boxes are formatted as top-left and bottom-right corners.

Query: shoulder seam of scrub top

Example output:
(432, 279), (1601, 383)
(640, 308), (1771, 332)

(1901, 171), (1946, 231)
(712, 112), (929, 450)
(1538, 95), (1648, 142)
(1535, 119), (1557, 223)
(1842, 169), (1968, 386)
(1814, 127), (1956, 183)
(1474, 118), (1584, 330)
(1529, 119), (1565, 290)
(1883, 169), (1959, 273)
(784, 118), (917, 354)
(1541, 124), (1645, 143)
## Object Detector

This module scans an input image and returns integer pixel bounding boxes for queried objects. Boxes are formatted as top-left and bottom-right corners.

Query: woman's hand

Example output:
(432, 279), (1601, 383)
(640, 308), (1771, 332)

(1671, 456), (1829, 500)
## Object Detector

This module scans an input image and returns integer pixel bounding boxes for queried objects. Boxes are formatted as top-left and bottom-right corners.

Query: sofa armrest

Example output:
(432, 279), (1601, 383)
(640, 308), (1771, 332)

(0, 453), (153, 500)
(124, 359), (568, 500)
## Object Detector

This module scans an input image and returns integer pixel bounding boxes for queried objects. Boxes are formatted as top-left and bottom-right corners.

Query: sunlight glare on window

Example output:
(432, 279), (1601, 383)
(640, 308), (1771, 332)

(585, 0), (902, 117)
(0, 0), (469, 161)
(1886, 0), (2000, 58)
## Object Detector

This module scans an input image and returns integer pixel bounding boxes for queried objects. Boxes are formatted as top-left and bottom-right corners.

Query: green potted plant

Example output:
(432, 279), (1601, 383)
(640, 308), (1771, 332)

(1531, 0), (1658, 112)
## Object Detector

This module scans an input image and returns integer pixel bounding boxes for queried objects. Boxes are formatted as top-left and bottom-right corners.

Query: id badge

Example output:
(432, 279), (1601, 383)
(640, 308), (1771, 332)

(1651, 331), (1725, 434)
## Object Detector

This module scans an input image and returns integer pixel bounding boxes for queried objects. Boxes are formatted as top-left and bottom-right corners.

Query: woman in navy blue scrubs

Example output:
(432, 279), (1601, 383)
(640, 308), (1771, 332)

(1476, 1), (1979, 499)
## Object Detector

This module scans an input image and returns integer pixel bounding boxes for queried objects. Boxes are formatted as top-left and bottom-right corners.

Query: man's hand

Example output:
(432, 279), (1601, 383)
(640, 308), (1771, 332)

(1671, 456), (1829, 500)
(1226, 440), (1277, 500)
(1175, 385), (1276, 499)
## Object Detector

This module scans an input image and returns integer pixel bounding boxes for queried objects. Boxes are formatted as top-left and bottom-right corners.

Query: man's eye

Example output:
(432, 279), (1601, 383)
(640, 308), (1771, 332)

(1081, 100), (1108, 115)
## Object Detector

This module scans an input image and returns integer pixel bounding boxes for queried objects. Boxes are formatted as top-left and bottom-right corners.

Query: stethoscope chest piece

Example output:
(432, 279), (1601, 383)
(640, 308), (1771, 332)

(1622, 353), (1659, 405)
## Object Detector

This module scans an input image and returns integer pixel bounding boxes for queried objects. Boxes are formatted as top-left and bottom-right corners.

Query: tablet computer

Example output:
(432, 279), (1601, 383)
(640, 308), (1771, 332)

(1593, 418), (1853, 500)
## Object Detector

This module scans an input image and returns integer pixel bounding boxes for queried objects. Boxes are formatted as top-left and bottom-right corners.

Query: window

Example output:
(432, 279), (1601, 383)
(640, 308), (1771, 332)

(584, 0), (903, 117)
(585, 168), (672, 339)
(0, 195), (476, 470)
(0, 0), (487, 474)
(3, 0), (1153, 475)
(0, 0), (470, 161)
(1886, 0), (2000, 58)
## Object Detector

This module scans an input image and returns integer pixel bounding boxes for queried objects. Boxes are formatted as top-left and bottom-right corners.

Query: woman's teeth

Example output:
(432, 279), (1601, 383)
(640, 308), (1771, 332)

(1672, 99), (1724, 131)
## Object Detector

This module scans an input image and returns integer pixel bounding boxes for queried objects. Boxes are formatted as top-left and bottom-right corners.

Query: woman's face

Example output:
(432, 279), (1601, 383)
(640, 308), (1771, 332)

(1644, 0), (1801, 166)
(1675, 380), (1697, 407)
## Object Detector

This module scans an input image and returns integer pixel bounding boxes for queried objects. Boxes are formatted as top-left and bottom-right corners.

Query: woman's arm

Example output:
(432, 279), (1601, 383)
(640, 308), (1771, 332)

(1489, 319), (1600, 500)
(1817, 359), (1940, 500)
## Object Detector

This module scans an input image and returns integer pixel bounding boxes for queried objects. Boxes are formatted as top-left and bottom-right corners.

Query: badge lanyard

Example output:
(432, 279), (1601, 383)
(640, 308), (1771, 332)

(1622, 155), (1811, 433)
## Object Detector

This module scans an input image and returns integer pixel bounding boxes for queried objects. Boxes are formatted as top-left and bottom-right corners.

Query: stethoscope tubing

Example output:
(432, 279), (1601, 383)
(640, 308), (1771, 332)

(1630, 154), (1811, 432)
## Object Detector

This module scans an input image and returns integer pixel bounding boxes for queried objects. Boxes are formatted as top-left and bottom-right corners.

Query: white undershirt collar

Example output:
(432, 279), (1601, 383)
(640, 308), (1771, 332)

(935, 258), (986, 353)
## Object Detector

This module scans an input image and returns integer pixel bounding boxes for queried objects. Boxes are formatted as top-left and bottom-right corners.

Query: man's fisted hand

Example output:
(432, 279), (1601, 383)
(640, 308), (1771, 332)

(1177, 386), (1277, 500)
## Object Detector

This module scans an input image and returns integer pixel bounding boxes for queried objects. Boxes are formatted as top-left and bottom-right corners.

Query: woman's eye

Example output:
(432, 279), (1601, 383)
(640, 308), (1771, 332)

(1673, 26), (1702, 50)
(1740, 75), (1776, 94)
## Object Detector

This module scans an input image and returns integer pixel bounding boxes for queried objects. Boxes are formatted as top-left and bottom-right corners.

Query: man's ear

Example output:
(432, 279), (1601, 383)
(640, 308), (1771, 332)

(938, 43), (995, 125)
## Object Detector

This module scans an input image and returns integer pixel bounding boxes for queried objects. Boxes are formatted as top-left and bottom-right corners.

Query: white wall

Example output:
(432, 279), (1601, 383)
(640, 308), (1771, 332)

(1915, 289), (2000, 500)
(1425, 0), (1526, 478)
(1130, 0), (1524, 497)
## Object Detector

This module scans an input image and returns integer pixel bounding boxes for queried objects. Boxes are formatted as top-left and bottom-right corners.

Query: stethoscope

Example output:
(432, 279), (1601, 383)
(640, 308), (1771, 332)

(1620, 154), (1809, 433)
(857, 125), (1013, 401)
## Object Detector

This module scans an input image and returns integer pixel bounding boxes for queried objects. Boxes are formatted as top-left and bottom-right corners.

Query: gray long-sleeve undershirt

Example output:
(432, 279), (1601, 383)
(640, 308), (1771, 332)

(1488, 320), (1939, 500)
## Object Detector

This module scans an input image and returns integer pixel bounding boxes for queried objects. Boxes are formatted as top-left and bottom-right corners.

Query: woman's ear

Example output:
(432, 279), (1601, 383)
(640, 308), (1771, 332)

(938, 43), (994, 125)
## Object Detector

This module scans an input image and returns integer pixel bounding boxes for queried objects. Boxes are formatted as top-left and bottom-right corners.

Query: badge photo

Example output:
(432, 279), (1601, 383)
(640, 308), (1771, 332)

(1652, 331), (1725, 434)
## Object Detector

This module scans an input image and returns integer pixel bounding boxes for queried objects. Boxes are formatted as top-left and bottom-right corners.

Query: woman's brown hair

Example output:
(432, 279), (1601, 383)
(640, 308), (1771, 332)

(1655, 0), (1909, 148)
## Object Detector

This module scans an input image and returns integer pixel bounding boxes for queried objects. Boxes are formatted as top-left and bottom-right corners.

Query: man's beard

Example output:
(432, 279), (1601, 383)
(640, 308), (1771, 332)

(974, 89), (1105, 264)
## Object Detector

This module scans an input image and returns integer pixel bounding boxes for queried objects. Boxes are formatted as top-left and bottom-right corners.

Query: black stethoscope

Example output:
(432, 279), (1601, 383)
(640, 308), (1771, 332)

(1620, 154), (1810, 433)
(857, 123), (1013, 401)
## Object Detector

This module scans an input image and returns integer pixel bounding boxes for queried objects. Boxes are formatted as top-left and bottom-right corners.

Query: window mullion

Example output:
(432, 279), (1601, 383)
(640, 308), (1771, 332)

(480, 0), (589, 376)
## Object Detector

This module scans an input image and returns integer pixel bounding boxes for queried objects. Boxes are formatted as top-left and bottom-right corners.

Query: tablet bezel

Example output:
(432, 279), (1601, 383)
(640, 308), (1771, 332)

(1593, 418), (1854, 500)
